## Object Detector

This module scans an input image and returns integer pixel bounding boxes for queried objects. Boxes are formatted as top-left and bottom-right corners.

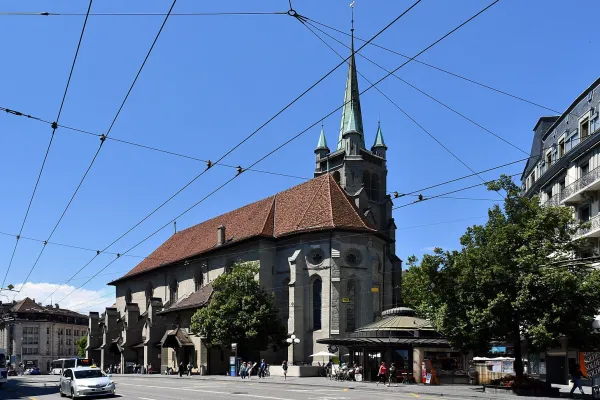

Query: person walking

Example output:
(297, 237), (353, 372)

(282, 360), (288, 381)
(569, 364), (587, 397)
(247, 362), (254, 380)
(187, 362), (193, 376)
(388, 363), (397, 387)
(259, 359), (267, 379)
(179, 361), (184, 377)
(376, 361), (387, 386)
(240, 362), (247, 379)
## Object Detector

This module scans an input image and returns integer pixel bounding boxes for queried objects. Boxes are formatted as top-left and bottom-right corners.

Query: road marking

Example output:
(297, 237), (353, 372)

(119, 383), (294, 399)
(139, 397), (157, 400)
(411, 394), (420, 398)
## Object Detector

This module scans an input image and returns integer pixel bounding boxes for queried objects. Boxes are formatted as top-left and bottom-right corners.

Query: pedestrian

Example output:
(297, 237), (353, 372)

(282, 360), (288, 381)
(569, 364), (587, 397)
(388, 363), (397, 387)
(259, 359), (267, 378)
(187, 362), (193, 376)
(376, 361), (387, 386)
(247, 362), (253, 379)
(179, 361), (184, 377)
(240, 362), (247, 379)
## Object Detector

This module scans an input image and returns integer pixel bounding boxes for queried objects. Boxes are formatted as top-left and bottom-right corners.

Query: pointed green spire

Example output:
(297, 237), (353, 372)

(373, 121), (387, 149)
(315, 123), (329, 151)
(337, 33), (364, 150)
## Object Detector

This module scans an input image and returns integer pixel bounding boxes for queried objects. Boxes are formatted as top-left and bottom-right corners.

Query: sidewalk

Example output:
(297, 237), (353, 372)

(114, 374), (590, 399)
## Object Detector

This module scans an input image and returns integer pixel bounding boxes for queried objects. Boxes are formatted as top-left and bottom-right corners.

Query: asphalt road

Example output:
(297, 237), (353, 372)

(0, 375), (442, 400)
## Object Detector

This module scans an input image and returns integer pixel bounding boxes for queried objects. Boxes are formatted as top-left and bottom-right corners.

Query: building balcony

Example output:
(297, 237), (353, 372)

(561, 165), (600, 205)
(574, 214), (600, 240)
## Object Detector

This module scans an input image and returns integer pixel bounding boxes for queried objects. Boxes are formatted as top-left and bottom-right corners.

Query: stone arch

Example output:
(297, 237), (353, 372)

(362, 170), (371, 199)
(371, 174), (380, 202)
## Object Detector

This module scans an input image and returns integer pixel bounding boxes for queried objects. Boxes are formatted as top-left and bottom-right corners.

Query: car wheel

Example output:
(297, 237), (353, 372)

(71, 388), (76, 398)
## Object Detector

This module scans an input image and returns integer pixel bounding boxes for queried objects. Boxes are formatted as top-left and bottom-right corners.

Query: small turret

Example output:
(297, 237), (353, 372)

(314, 124), (330, 161)
(371, 121), (387, 159)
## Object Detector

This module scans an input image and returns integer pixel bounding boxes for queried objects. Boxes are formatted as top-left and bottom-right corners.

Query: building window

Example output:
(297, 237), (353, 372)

(581, 118), (590, 141)
(332, 171), (341, 186)
(194, 269), (203, 291)
(581, 162), (590, 177)
(545, 152), (552, 168)
(580, 204), (591, 222)
(46, 327), (49, 335)
(312, 278), (322, 331)
(145, 282), (154, 304)
(558, 138), (565, 157)
(307, 249), (325, 267)
(362, 171), (371, 199)
(371, 175), (380, 202)
(169, 277), (178, 305)
(345, 249), (362, 266)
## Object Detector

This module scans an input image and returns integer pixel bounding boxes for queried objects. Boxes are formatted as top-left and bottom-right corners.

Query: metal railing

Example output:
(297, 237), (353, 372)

(561, 164), (600, 201)
(574, 214), (600, 239)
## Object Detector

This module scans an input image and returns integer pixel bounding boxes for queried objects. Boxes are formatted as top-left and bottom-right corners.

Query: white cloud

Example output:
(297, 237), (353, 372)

(10, 282), (115, 315)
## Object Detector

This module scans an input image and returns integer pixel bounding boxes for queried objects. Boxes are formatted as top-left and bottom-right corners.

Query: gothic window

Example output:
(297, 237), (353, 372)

(125, 288), (132, 304)
(169, 277), (178, 305)
(312, 277), (322, 331)
(345, 249), (362, 266)
(362, 171), (371, 199)
(194, 269), (203, 291)
(332, 171), (341, 185)
(371, 175), (380, 202)
(307, 248), (325, 267)
(145, 282), (154, 304)
(346, 280), (358, 332)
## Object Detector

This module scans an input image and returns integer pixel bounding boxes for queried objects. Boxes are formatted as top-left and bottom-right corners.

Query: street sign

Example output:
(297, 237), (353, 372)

(371, 287), (379, 293)
(342, 298), (351, 303)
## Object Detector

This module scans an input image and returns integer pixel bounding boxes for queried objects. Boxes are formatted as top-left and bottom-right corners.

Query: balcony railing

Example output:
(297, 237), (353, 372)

(574, 214), (600, 239)
(561, 164), (600, 202)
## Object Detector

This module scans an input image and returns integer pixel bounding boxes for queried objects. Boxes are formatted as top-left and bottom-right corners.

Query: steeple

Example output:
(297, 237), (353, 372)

(337, 10), (364, 151)
(372, 120), (387, 158)
(315, 123), (329, 151)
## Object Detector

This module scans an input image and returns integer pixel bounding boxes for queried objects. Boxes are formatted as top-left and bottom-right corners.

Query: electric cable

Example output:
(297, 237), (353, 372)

(15, 0), (178, 295)
(0, 11), (287, 17)
(1, 0), (94, 290)
(52, 1), (501, 304)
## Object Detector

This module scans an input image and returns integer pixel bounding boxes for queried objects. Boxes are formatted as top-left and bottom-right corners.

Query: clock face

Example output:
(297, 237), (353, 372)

(328, 345), (339, 353)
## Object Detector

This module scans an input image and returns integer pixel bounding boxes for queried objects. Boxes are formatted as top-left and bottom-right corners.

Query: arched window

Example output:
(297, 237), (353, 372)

(346, 280), (358, 332)
(125, 288), (132, 304)
(332, 171), (341, 186)
(362, 171), (371, 199)
(312, 278), (322, 331)
(169, 277), (178, 305)
(194, 269), (203, 291)
(371, 175), (380, 202)
(145, 282), (153, 305)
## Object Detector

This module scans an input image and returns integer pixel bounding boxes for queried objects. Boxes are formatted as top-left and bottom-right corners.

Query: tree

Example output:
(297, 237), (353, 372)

(190, 261), (286, 354)
(77, 335), (87, 358)
(404, 175), (600, 377)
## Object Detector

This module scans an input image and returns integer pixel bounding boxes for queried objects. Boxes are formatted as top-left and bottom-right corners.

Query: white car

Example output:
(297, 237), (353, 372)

(59, 367), (116, 398)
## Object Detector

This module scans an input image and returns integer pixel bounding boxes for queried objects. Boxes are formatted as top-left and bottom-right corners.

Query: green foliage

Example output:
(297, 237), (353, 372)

(190, 261), (286, 352)
(77, 335), (87, 358)
(403, 175), (600, 376)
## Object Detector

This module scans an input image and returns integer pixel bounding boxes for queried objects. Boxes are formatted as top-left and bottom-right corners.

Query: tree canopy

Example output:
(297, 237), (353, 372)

(77, 335), (87, 358)
(403, 175), (600, 376)
(190, 261), (286, 353)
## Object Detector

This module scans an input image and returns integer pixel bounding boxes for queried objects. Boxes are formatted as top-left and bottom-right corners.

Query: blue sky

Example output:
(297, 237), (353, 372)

(0, 0), (598, 311)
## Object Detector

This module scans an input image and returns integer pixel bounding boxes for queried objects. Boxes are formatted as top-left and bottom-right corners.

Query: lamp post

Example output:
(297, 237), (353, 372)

(286, 334), (300, 365)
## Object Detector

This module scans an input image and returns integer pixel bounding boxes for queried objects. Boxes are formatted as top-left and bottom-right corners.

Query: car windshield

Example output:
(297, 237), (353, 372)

(74, 370), (104, 379)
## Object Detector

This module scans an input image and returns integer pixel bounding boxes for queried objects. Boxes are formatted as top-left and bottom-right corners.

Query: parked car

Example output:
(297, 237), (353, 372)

(29, 368), (40, 375)
(59, 367), (115, 398)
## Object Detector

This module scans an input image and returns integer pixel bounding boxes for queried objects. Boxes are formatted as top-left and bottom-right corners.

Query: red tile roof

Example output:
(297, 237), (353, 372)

(9, 297), (88, 319)
(111, 174), (375, 284)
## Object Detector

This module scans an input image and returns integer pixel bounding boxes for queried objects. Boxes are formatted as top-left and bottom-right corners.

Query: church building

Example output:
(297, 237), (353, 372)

(87, 38), (402, 375)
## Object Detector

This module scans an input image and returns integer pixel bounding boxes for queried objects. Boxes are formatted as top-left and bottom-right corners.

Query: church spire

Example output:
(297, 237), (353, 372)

(337, 5), (364, 150)
(372, 120), (386, 149)
(315, 122), (329, 151)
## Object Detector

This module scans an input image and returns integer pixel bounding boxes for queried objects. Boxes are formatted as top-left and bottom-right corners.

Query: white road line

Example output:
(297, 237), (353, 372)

(138, 398), (157, 400)
(119, 382), (295, 400)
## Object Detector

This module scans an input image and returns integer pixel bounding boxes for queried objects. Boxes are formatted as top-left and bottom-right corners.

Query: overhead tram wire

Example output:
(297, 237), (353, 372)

(301, 19), (529, 156)
(0, 11), (288, 17)
(297, 14), (505, 201)
(1, 0), (94, 290)
(41, 1), (425, 305)
(17, 0), (179, 298)
(1, 103), (533, 195)
(301, 16), (569, 117)
(54, 1), (502, 305)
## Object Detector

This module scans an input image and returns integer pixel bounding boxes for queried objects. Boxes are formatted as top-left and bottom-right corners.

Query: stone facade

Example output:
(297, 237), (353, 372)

(90, 39), (403, 375)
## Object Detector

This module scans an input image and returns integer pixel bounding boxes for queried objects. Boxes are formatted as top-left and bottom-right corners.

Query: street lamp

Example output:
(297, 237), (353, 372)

(286, 334), (300, 365)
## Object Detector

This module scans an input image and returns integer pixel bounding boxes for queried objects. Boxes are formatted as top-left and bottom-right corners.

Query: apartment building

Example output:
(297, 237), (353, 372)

(522, 77), (600, 254)
(0, 298), (88, 373)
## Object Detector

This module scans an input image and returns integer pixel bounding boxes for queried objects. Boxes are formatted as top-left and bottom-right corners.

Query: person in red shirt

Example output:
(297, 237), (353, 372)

(376, 361), (387, 386)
